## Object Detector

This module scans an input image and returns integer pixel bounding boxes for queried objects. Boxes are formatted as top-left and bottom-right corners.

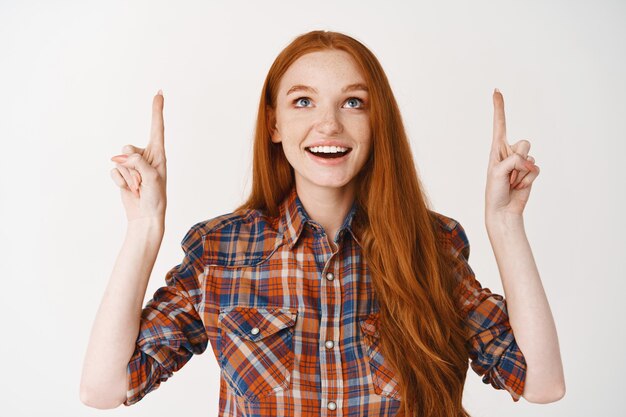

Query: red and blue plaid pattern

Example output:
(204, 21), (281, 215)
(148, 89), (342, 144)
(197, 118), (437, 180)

(125, 186), (526, 415)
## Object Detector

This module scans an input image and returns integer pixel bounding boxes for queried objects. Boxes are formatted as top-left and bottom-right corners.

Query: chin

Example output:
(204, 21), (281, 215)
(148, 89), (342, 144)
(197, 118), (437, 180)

(296, 170), (356, 191)
(309, 178), (354, 190)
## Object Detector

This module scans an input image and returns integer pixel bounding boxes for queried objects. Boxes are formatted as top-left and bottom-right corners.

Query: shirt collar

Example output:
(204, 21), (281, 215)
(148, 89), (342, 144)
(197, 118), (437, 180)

(279, 186), (361, 249)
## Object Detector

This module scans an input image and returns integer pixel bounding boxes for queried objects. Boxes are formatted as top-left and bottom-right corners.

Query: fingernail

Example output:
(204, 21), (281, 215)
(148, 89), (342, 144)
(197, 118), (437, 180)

(111, 154), (129, 162)
(495, 88), (500, 93)
(157, 89), (163, 95)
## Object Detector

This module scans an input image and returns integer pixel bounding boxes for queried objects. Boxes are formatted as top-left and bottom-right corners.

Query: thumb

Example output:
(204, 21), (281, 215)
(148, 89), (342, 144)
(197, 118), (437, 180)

(117, 153), (156, 179)
(494, 152), (536, 180)
(122, 144), (145, 155)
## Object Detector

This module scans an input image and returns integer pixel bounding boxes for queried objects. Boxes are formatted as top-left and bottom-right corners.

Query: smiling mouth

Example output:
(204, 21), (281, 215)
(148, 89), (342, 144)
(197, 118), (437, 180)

(305, 146), (353, 159)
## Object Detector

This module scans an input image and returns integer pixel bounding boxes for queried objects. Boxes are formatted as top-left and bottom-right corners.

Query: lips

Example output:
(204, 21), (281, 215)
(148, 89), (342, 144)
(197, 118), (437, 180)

(305, 147), (352, 158)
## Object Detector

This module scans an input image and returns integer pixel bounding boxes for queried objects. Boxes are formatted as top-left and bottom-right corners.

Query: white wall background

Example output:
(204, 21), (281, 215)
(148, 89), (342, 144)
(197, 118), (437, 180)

(1, 0), (624, 416)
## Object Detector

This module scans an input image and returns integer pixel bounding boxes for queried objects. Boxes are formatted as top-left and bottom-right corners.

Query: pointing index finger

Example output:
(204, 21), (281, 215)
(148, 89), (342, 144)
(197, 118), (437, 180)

(150, 90), (165, 148)
(492, 88), (512, 161)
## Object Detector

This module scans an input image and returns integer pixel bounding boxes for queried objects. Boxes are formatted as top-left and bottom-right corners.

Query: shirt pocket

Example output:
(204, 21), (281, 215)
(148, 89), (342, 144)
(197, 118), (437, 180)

(359, 312), (402, 400)
(218, 306), (298, 402)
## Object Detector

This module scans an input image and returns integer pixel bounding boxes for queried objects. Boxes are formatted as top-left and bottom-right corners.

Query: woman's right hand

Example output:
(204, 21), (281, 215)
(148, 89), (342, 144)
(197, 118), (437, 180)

(110, 90), (167, 223)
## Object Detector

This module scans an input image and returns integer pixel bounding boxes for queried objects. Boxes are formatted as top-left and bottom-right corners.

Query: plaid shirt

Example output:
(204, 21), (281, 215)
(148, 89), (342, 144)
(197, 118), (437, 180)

(125, 186), (526, 415)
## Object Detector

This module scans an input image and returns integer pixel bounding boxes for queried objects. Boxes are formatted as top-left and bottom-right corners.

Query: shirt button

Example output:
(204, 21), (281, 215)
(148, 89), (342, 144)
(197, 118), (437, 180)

(326, 272), (335, 281)
(327, 401), (337, 411)
(325, 340), (334, 349)
(250, 327), (260, 335)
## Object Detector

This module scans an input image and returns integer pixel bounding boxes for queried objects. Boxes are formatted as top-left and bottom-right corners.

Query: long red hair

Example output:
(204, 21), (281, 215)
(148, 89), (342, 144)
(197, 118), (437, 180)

(236, 30), (471, 417)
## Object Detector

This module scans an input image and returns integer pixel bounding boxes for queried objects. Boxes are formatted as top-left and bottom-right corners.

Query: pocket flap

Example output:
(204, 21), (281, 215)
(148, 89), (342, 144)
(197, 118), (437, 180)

(359, 312), (381, 338)
(219, 306), (298, 341)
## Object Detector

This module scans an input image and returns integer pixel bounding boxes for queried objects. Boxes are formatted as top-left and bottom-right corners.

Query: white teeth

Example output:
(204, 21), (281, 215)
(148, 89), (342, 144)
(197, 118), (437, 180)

(308, 145), (349, 153)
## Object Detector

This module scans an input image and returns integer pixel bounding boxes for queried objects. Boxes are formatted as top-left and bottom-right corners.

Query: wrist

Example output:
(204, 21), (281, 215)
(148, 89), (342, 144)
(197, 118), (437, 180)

(127, 217), (165, 237)
(485, 211), (525, 235)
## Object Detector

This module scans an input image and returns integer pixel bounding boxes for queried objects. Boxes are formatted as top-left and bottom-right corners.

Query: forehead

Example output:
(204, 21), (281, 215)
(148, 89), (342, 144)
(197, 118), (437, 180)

(278, 50), (367, 91)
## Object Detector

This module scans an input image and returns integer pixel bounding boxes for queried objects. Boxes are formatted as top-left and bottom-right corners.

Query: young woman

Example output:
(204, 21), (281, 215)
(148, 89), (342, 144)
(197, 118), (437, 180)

(80, 30), (565, 417)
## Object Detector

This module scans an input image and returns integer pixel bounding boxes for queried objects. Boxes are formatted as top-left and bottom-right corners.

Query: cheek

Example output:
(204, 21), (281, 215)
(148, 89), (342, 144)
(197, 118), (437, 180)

(279, 118), (309, 142)
(357, 126), (372, 150)
(348, 117), (371, 140)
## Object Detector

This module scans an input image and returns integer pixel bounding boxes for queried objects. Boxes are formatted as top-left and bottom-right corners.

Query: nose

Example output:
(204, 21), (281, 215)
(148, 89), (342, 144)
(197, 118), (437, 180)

(315, 107), (343, 136)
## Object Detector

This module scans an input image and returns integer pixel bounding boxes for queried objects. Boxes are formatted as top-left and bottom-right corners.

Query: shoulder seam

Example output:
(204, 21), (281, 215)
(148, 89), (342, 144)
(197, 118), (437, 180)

(190, 209), (263, 238)
(429, 210), (461, 233)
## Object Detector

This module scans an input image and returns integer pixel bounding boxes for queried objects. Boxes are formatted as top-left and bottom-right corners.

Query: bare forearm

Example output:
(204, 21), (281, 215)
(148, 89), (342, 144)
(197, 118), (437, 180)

(80, 217), (165, 408)
(486, 214), (565, 403)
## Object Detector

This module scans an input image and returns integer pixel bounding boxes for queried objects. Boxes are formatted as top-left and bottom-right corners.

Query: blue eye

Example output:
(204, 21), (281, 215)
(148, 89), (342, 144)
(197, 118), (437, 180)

(294, 97), (312, 107)
(344, 97), (364, 108)
(292, 96), (366, 109)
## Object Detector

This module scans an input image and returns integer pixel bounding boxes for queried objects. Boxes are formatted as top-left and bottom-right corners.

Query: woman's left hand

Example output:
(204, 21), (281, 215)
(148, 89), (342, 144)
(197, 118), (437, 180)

(485, 89), (541, 219)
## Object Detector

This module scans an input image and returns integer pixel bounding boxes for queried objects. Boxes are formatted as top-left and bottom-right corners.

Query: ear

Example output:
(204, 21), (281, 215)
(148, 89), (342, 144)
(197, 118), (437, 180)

(266, 106), (281, 144)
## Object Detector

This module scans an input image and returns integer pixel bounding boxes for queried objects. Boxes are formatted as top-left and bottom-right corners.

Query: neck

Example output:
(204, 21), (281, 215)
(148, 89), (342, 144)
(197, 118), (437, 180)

(295, 180), (355, 244)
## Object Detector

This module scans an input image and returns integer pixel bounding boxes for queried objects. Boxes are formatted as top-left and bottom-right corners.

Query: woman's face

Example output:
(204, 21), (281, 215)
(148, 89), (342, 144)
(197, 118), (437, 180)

(271, 49), (372, 195)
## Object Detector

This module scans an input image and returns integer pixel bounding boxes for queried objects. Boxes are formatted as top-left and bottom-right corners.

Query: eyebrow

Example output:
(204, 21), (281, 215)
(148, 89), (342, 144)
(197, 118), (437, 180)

(286, 83), (369, 96)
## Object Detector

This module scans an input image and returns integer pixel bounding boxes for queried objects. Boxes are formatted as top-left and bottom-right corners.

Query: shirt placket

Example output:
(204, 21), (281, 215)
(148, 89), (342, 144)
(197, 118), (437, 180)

(314, 228), (344, 417)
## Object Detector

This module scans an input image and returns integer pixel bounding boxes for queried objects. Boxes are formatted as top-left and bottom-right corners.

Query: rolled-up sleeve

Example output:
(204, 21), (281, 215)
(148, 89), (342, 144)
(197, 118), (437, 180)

(124, 224), (209, 406)
(449, 220), (527, 402)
